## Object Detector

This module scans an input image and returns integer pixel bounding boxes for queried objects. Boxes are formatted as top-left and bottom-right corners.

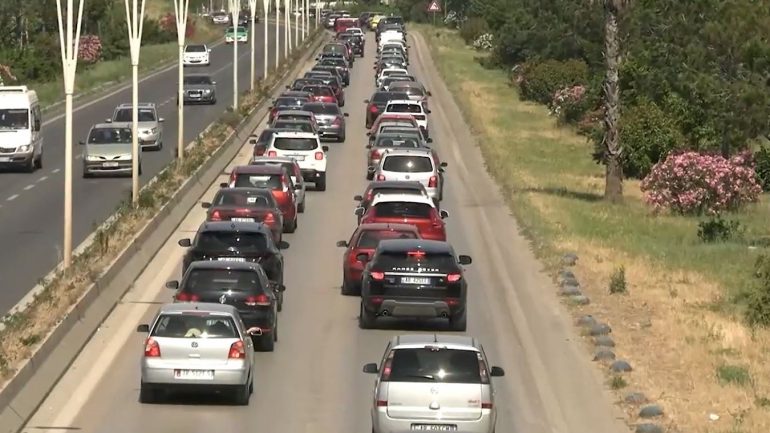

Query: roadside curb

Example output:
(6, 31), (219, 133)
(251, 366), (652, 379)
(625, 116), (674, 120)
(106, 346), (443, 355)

(0, 28), (329, 433)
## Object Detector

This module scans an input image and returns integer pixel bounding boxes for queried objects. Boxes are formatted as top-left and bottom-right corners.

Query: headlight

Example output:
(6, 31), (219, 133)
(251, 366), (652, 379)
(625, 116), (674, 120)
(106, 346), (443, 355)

(150, 127), (157, 134)
(17, 145), (30, 152)
(119, 154), (132, 160)
(86, 155), (100, 161)
(203, 89), (211, 94)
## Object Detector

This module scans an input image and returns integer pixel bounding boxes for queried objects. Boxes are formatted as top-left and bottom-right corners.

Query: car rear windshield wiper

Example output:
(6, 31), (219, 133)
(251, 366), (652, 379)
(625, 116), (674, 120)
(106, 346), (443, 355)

(398, 374), (436, 381)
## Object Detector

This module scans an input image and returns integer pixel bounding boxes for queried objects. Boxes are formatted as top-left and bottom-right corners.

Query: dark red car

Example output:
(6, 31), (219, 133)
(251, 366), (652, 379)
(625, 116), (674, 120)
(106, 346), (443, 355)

(336, 223), (421, 295)
(201, 187), (285, 242)
(226, 165), (299, 233)
(357, 195), (448, 241)
(301, 85), (338, 105)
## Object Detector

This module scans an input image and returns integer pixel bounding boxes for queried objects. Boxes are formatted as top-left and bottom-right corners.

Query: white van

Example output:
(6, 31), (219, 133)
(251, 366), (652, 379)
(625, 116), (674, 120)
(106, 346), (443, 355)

(0, 86), (43, 172)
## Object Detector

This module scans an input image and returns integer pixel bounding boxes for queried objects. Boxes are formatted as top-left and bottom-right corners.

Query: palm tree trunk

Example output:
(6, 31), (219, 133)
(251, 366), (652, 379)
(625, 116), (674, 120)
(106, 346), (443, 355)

(602, 0), (623, 203)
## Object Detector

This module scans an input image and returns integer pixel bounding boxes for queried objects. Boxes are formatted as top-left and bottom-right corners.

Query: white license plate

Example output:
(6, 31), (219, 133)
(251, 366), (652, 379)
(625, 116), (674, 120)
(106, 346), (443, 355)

(289, 155), (305, 161)
(217, 257), (246, 262)
(102, 162), (119, 167)
(402, 276), (431, 285)
(174, 369), (214, 380)
(231, 217), (254, 222)
(0, 157), (10, 162)
(411, 425), (456, 431)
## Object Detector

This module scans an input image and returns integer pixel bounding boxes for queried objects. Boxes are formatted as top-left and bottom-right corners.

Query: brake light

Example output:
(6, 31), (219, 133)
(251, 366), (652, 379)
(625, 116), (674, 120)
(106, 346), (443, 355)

(210, 210), (222, 221)
(175, 292), (200, 302)
(315, 151), (324, 160)
(370, 271), (385, 280)
(376, 174), (385, 181)
(482, 402), (494, 409)
(376, 400), (388, 407)
(245, 293), (271, 306)
(264, 212), (275, 224)
(428, 175), (438, 188)
(228, 340), (246, 359)
(371, 149), (381, 159)
(478, 353), (490, 385)
(268, 150), (277, 157)
(380, 351), (394, 381)
(407, 250), (426, 259)
(144, 338), (161, 357)
(447, 273), (461, 282)
(366, 190), (373, 201)
(445, 297), (461, 307)
(229, 172), (237, 184)
(369, 105), (378, 113)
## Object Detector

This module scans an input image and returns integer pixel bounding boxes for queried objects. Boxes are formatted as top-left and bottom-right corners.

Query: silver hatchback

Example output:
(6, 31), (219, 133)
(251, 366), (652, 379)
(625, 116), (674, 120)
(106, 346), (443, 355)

(363, 334), (505, 433)
(136, 302), (261, 405)
(373, 148), (446, 203)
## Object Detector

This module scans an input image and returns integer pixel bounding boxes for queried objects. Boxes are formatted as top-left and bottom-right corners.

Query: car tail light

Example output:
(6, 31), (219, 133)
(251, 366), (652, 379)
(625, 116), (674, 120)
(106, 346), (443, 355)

(366, 190), (373, 201)
(229, 172), (237, 184)
(370, 296), (383, 304)
(380, 351), (394, 381)
(445, 297), (461, 307)
(370, 271), (385, 280)
(428, 175), (438, 188)
(369, 105), (378, 113)
(446, 273), (462, 282)
(478, 353), (490, 385)
(210, 210), (222, 221)
(264, 212), (275, 224)
(175, 292), (200, 302)
(228, 340), (246, 359)
(376, 400), (388, 407)
(245, 293), (271, 306)
(376, 174), (385, 181)
(144, 338), (161, 357)
(315, 151), (324, 160)
(268, 150), (277, 157)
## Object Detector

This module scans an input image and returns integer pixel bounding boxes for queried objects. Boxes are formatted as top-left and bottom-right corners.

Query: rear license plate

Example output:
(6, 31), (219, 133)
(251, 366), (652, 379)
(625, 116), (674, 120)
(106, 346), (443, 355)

(411, 425), (457, 431)
(0, 157), (10, 162)
(217, 257), (246, 262)
(174, 369), (214, 380)
(102, 162), (119, 167)
(289, 155), (305, 161)
(402, 276), (430, 285)
(231, 217), (254, 222)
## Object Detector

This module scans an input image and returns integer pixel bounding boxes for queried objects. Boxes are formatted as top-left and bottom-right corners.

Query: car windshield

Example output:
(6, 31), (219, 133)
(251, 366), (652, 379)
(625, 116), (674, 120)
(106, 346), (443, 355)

(273, 121), (313, 133)
(388, 104), (422, 114)
(382, 155), (433, 172)
(372, 92), (408, 103)
(320, 59), (345, 67)
(373, 202), (432, 218)
(152, 314), (239, 339)
(375, 135), (421, 148)
(304, 104), (340, 115)
(386, 348), (481, 383)
(273, 137), (317, 151)
(275, 97), (306, 107)
(0, 108), (29, 129)
(227, 27), (246, 32)
(212, 190), (272, 207)
(302, 86), (334, 97)
(185, 45), (206, 52)
(113, 108), (156, 122)
(357, 230), (418, 248)
(88, 127), (132, 144)
(184, 269), (263, 292)
(196, 232), (268, 252)
(184, 75), (213, 85)
(233, 173), (282, 189)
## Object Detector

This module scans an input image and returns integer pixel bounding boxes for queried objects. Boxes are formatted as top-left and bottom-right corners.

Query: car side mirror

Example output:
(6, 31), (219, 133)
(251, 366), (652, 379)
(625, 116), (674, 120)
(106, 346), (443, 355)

(212, 81), (216, 85)
(159, 118), (165, 122)
(353, 194), (363, 201)
(426, 138), (433, 143)
(440, 210), (449, 219)
(178, 238), (192, 247)
(165, 280), (179, 289)
(277, 240), (290, 249)
(426, 91), (432, 96)
(365, 144), (372, 149)
(343, 113), (349, 117)
(322, 145), (329, 151)
(363, 99), (369, 103)
(336, 240), (348, 247)
(136, 324), (150, 333)
(425, 109), (432, 114)
(356, 252), (370, 262)
(104, 118), (112, 123)
(219, 182), (229, 188)
(366, 131), (371, 136)
(201, 202), (211, 208)
(208, 48), (212, 52)
(490, 366), (505, 377)
(354, 207), (364, 216)
(363, 363), (379, 373)
(285, 85), (290, 89)
(440, 162), (447, 168)
(458, 255), (472, 265)
(78, 140), (85, 145)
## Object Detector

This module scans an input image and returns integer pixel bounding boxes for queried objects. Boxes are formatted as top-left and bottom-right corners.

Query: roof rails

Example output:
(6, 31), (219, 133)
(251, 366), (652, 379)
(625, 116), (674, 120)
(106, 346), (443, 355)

(0, 85), (30, 93)
(117, 102), (156, 108)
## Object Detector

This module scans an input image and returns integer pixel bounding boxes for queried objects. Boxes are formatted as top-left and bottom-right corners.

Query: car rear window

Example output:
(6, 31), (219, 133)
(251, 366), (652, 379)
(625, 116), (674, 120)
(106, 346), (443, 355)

(257, 130), (276, 144)
(373, 202), (432, 218)
(196, 232), (268, 251)
(213, 190), (272, 207)
(357, 230), (417, 248)
(382, 155), (433, 172)
(372, 92), (408, 103)
(184, 269), (264, 292)
(113, 108), (156, 122)
(386, 348), (481, 383)
(388, 103), (422, 114)
(375, 136), (421, 148)
(370, 187), (423, 198)
(273, 137), (318, 151)
(152, 314), (239, 338)
(273, 121), (313, 133)
(304, 104), (340, 115)
(275, 97), (305, 107)
(233, 173), (282, 189)
(303, 86), (334, 96)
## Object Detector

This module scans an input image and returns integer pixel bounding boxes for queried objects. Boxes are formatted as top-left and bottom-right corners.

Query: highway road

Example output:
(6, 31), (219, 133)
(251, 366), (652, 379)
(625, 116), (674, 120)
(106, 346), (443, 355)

(0, 21), (292, 313)
(19, 32), (631, 433)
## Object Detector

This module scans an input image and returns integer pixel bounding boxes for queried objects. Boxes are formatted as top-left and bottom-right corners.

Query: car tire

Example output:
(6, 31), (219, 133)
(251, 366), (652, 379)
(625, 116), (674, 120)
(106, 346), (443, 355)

(284, 216), (297, 233)
(337, 134), (345, 143)
(155, 141), (163, 151)
(233, 382), (250, 405)
(315, 173), (327, 191)
(139, 383), (158, 404)
(138, 164), (143, 176)
(358, 302), (377, 329)
(255, 333), (275, 352)
(211, 97), (217, 105)
(276, 289), (284, 312)
(24, 156), (35, 173)
(366, 171), (373, 181)
(34, 153), (42, 169)
(82, 170), (91, 178)
(249, 372), (254, 394)
(449, 310), (467, 332)
(297, 199), (305, 213)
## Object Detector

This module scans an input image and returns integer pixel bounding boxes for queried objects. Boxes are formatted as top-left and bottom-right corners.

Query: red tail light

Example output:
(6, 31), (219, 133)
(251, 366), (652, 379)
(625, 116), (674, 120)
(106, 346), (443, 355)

(245, 294), (271, 306)
(380, 351), (394, 380)
(371, 149), (381, 158)
(268, 150), (277, 157)
(210, 210), (222, 221)
(446, 273), (462, 282)
(366, 190), (373, 201)
(175, 292), (200, 302)
(482, 402), (494, 409)
(315, 151), (324, 160)
(264, 212), (275, 224)
(376, 174), (385, 181)
(228, 340), (246, 359)
(445, 297), (461, 307)
(428, 175), (438, 188)
(229, 172), (237, 184)
(369, 105), (378, 113)
(144, 338), (161, 357)
(370, 271), (385, 280)
(376, 400), (388, 407)
(478, 354), (490, 385)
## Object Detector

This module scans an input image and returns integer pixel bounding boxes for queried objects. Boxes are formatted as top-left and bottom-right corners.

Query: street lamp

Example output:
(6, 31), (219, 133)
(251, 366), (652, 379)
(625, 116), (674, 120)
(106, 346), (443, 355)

(228, 0), (240, 111)
(284, 0), (291, 57)
(55, 0), (85, 269)
(248, 0), (257, 90)
(294, 0), (299, 45)
(263, 0), (271, 80)
(274, 0), (280, 70)
(123, 0), (146, 205)
(315, 0), (319, 27)
(173, 0), (190, 161)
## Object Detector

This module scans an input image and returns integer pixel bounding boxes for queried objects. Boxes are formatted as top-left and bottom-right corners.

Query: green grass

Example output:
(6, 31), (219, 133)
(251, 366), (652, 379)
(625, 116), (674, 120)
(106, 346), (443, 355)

(717, 364), (752, 386)
(35, 16), (220, 110)
(414, 23), (770, 312)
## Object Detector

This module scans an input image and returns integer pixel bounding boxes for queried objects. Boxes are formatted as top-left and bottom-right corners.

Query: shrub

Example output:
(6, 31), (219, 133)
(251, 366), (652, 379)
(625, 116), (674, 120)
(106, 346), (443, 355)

(550, 84), (586, 118)
(640, 150), (762, 215)
(78, 35), (103, 64)
(159, 13), (196, 38)
(472, 33), (494, 51)
(616, 99), (684, 179)
(754, 145), (770, 191)
(697, 215), (744, 243)
(518, 59), (589, 105)
(459, 17), (489, 44)
(608, 266), (627, 294)
(745, 255), (770, 327)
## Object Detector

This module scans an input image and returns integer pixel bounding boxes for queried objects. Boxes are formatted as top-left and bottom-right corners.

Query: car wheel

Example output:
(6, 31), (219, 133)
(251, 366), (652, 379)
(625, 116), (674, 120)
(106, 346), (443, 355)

(254, 333), (275, 352)
(156, 141), (163, 151)
(284, 216), (297, 233)
(233, 382), (250, 405)
(337, 134), (345, 143)
(24, 156), (35, 173)
(276, 290), (284, 312)
(358, 302), (377, 329)
(297, 199), (305, 213)
(315, 173), (327, 191)
(138, 164), (143, 176)
(82, 170), (91, 178)
(449, 310), (467, 332)
(211, 97), (217, 105)
(366, 171), (373, 181)
(249, 372), (254, 394)
(139, 383), (158, 404)
(34, 153), (42, 169)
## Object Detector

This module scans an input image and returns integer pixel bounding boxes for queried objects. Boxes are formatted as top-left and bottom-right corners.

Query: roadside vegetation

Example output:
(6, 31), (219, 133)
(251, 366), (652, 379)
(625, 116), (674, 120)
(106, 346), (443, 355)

(399, 0), (770, 431)
(0, 0), (220, 108)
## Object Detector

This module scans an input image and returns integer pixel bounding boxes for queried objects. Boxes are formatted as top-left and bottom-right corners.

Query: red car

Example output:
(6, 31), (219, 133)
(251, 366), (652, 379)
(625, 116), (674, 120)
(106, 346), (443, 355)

(336, 223), (421, 295)
(201, 187), (285, 242)
(301, 85), (338, 104)
(334, 17), (357, 34)
(226, 165), (299, 233)
(357, 194), (448, 241)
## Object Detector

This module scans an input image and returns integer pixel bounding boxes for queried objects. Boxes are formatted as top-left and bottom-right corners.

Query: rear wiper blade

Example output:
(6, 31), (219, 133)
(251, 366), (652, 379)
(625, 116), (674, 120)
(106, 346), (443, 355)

(401, 374), (435, 380)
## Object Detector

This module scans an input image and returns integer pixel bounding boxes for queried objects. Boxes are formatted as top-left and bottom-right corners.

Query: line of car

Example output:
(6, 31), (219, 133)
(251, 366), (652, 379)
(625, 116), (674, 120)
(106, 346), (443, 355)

(131, 17), (505, 433)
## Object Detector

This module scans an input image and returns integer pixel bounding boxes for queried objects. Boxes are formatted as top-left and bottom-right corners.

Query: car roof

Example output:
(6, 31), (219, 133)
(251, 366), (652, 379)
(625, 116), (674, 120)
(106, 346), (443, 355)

(387, 99), (421, 106)
(157, 302), (238, 315)
(366, 180), (425, 190)
(197, 220), (273, 234)
(389, 334), (481, 351)
(187, 259), (262, 271)
(275, 110), (314, 116)
(250, 156), (299, 165)
(93, 122), (131, 128)
(272, 130), (319, 139)
(380, 148), (433, 158)
(370, 193), (434, 207)
(377, 239), (453, 254)
(356, 222), (421, 232)
(117, 102), (155, 108)
(232, 164), (286, 174)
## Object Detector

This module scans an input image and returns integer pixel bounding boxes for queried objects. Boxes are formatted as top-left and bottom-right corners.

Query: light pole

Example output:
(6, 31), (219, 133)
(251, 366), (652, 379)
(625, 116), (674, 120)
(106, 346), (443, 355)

(248, 0), (257, 90)
(228, 0), (240, 110)
(294, 0), (299, 45)
(173, 0), (190, 161)
(263, 0), (270, 80)
(284, 0), (290, 57)
(123, 0), (146, 205)
(315, 0), (319, 27)
(274, 0), (280, 70)
(55, 0), (85, 270)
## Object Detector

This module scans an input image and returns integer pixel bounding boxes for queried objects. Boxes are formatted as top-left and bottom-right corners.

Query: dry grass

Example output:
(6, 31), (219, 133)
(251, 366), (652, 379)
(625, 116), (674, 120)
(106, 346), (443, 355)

(416, 24), (770, 433)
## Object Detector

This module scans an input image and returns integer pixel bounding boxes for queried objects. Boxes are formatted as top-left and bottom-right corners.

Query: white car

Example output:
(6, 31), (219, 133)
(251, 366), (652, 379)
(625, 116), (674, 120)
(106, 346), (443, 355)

(373, 148), (445, 203)
(376, 67), (408, 88)
(183, 44), (211, 66)
(211, 11), (229, 24)
(345, 27), (365, 36)
(384, 99), (431, 135)
(266, 131), (329, 191)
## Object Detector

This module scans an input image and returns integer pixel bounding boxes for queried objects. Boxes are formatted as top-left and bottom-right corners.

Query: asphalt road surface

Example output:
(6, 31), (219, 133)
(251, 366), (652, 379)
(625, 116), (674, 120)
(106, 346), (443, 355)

(20, 32), (631, 433)
(0, 22), (293, 313)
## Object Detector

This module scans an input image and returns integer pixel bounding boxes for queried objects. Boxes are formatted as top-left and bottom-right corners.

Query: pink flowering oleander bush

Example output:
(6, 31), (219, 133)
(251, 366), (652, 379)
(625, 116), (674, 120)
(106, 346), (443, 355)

(641, 150), (763, 215)
(549, 84), (585, 117)
(160, 13), (196, 38)
(78, 35), (102, 64)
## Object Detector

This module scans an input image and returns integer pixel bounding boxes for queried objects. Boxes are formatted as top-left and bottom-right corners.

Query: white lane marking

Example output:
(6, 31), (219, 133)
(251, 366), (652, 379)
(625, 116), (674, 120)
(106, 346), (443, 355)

(7, 194), (18, 201)
(51, 168), (61, 174)
(24, 184), (35, 191)
(37, 175), (48, 182)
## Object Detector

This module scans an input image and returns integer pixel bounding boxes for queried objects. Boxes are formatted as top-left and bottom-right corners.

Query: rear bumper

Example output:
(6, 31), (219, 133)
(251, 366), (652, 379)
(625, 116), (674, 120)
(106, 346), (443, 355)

(318, 125), (344, 138)
(363, 296), (464, 318)
(372, 409), (495, 433)
(300, 169), (326, 182)
(141, 361), (248, 387)
(184, 91), (215, 103)
(183, 58), (210, 66)
(239, 310), (274, 332)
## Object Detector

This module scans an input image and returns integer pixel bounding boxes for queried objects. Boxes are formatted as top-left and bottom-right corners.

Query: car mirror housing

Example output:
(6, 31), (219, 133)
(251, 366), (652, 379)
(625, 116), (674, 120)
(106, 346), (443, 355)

(458, 255), (472, 265)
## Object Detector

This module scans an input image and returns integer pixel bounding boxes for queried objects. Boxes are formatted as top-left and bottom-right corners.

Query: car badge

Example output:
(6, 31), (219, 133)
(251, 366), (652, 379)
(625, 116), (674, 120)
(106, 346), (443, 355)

(417, 268), (423, 273)
(405, 175), (410, 180)
(219, 294), (227, 304)
(430, 386), (439, 394)
(191, 341), (198, 348)
(227, 246), (237, 252)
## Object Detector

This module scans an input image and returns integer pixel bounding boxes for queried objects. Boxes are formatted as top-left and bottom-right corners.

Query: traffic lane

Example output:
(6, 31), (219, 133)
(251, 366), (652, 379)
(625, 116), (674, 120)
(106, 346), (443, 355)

(0, 24), (288, 313)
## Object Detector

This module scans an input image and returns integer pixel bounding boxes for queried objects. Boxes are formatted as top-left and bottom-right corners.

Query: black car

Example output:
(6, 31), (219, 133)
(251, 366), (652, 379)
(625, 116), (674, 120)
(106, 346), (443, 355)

(167, 260), (280, 351)
(358, 11), (374, 28)
(288, 78), (325, 91)
(316, 58), (351, 85)
(177, 221), (289, 310)
(364, 91), (409, 128)
(311, 65), (347, 88)
(358, 239), (472, 331)
(338, 33), (364, 57)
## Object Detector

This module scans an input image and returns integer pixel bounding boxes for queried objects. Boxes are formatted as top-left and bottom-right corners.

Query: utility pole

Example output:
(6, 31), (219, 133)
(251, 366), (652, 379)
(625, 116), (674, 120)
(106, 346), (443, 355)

(55, 0), (85, 269)
(124, 0), (146, 205)
(248, 0), (257, 89)
(263, 0), (271, 79)
(173, 0), (190, 161)
(228, 0), (240, 111)
(284, 0), (291, 57)
(275, 0), (280, 70)
(294, 0), (299, 44)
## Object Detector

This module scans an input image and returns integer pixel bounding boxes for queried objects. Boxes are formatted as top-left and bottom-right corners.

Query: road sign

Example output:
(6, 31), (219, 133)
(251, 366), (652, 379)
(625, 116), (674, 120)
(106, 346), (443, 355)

(426, 0), (441, 13)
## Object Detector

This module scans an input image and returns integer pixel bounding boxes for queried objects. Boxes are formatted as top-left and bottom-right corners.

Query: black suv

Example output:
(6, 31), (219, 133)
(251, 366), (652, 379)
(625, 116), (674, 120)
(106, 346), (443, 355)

(339, 33), (364, 57)
(167, 260), (280, 351)
(358, 239), (472, 331)
(178, 221), (289, 310)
